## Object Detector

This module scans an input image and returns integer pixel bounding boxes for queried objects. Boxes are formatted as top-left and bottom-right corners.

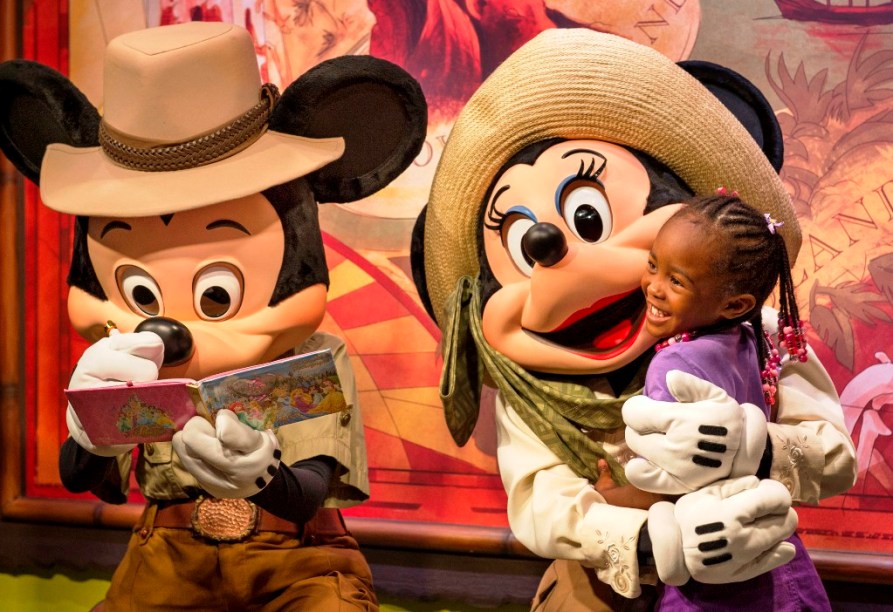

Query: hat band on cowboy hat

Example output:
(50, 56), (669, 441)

(423, 28), (799, 328)
(99, 83), (280, 173)
(39, 21), (345, 217)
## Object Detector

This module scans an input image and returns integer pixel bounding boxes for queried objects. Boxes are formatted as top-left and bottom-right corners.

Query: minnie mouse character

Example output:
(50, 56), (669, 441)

(411, 29), (855, 608)
(0, 21), (426, 610)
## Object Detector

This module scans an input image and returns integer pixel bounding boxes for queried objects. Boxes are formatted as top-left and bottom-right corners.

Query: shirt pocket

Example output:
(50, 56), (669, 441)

(136, 442), (190, 499)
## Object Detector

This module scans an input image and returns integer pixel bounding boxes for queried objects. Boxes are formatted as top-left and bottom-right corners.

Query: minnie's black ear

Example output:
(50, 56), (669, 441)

(0, 60), (100, 185)
(679, 60), (784, 172)
(410, 204), (436, 322)
(269, 55), (428, 203)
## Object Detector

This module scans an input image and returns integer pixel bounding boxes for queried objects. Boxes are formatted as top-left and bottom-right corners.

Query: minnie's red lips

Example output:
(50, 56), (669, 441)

(528, 289), (646, 360)
(553, 291), (632, 332)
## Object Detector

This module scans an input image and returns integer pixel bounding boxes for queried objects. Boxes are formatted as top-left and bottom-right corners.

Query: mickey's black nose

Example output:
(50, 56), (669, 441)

(522, 222), (568, 267)
(135, 316), (194, 366)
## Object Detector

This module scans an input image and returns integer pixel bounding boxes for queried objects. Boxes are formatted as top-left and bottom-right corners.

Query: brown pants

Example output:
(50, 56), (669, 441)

(103, 506), (378, 611)
(532, 560), (657, 612)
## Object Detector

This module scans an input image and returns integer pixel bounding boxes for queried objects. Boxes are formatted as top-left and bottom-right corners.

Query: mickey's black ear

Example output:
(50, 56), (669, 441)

(269, 55), (428, 204)
(679, 60), (784, 172)
(410, 204), (436, 322)
(0, 60), (100, 185)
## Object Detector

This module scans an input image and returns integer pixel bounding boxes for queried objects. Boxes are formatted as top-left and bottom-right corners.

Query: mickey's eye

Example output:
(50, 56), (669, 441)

(193, 264), (243, 320)
(501, 209), (536, 277)
(560, 181), (612, 243)
(117, 266), (164, 316)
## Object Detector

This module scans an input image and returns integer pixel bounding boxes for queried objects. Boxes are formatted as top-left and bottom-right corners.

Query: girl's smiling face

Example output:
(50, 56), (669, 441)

(641, 214), (754, 340)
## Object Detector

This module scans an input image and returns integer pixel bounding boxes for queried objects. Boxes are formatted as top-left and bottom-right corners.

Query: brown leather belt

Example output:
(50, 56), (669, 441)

(148, 497), (347, 544)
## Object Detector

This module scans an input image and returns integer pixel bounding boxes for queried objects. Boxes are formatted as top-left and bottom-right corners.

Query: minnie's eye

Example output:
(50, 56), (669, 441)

(561, 182), (612, 243)
(502, 213), (536, 277)
(118, 266), (163, 316)
(193, 264), (243, 320)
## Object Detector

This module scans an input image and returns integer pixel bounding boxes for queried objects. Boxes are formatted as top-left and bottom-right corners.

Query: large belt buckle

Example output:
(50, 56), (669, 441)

(190, 496), (258, 542)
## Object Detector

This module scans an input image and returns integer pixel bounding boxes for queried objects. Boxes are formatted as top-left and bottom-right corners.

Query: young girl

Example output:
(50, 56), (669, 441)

(630, 191), (829, 610)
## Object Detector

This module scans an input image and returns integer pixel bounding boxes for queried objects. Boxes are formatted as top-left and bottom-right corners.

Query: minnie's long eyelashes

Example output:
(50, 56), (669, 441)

(484, 184), (511, 231)
(485, 203), (507, 231)
(577, 158), (596, 180)
(563, 148), (607, 182)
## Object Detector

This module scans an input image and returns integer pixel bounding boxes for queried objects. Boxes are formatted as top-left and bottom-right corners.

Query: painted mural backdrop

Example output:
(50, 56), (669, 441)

(19, 0), (893, 553)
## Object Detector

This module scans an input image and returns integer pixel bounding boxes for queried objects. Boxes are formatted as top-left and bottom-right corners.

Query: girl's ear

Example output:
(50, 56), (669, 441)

(0, 60), (100, 184)
(678, 60), (783, 172)
(722, 293), (758, 320)
(269, 55), (428, 204)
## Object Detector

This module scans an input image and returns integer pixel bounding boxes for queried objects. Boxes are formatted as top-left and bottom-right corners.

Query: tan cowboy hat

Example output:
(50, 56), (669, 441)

(39, 21), (345, 217)
(423, 28), (799, 327)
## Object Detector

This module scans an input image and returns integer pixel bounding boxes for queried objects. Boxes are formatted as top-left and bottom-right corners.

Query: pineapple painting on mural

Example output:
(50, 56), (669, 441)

(767, 30), (893, 507)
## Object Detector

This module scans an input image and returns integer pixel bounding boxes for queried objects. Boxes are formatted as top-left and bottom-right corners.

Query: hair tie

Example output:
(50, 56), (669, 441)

(715, 186), (739, 197)
(764, 213), (784, 235)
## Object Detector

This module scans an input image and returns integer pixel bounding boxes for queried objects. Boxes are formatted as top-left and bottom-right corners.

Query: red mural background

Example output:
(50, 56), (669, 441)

(10, 0), (893, 562)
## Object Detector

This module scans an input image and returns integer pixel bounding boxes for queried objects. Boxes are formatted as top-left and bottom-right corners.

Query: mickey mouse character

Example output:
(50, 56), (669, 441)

(411, 29), (855, 608)
(0, 22), (426, 610)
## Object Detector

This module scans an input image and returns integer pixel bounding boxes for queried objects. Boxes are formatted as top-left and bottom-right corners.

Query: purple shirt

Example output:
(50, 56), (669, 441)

(645, 326), (831, 612)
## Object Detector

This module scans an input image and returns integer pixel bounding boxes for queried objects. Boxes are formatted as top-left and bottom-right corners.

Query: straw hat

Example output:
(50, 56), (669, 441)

(39, 21), (346, 217)
(423, 28), (798, 327)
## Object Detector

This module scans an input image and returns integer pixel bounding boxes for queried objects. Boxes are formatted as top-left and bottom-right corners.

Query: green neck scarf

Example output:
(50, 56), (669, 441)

(439, 276), (649, 485)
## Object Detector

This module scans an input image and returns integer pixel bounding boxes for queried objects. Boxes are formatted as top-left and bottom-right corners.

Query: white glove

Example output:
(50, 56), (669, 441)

(623, 370), (768, 494)
(172, 409), (282, 498)
(647, 476), (798, 586)
(66, 331), (164, 457)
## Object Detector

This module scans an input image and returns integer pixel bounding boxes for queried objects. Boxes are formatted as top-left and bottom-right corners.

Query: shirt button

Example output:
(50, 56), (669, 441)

(139, 528), (149, 537)
(339, 411), (351, 426)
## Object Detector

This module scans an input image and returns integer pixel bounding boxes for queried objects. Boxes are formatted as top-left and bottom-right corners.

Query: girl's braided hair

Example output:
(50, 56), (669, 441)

(672, 193), (801, 374)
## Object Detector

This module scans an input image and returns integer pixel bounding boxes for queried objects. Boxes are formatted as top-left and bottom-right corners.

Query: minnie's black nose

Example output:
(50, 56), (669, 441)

(522, 222), (568, 267)
(135, 316), (194, 366)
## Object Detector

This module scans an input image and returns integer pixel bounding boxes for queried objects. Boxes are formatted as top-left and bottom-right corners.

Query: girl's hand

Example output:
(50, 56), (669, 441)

(594, 459), (669, 510)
